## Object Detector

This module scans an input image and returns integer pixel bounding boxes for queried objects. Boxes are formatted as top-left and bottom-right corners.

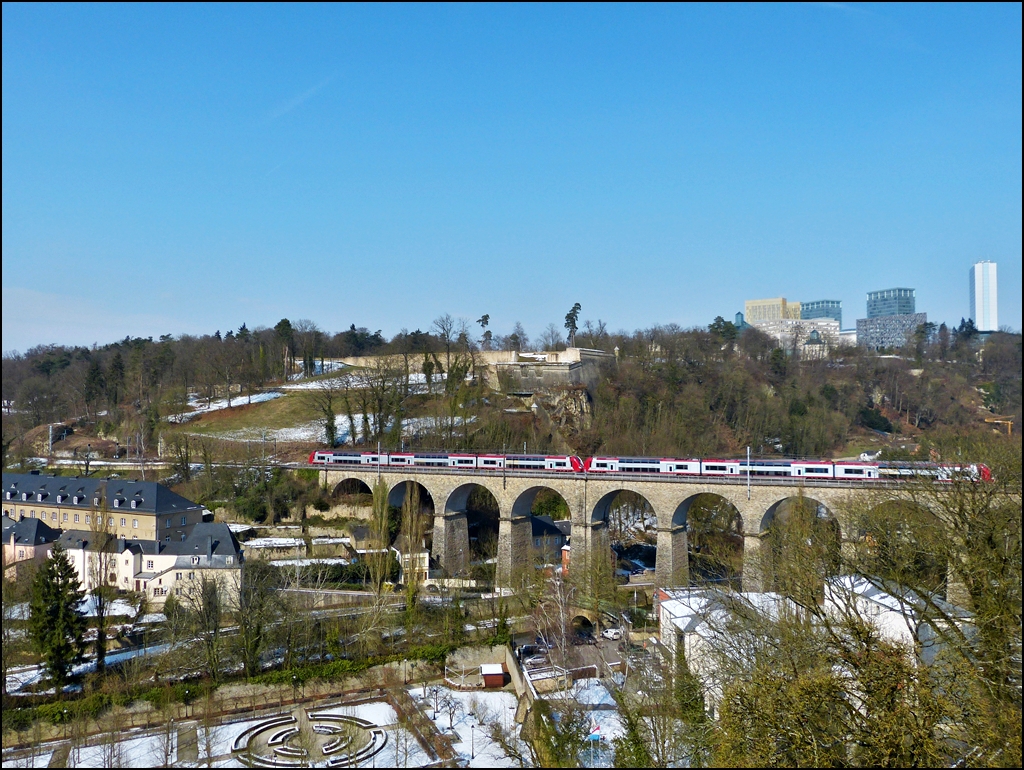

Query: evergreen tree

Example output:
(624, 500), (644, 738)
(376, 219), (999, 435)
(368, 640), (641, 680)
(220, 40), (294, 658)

(28, 544), (86, 691)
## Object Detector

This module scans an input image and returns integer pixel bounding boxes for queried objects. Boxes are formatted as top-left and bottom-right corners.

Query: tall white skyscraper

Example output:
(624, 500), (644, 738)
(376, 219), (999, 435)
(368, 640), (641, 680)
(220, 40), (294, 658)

(969, 261), (998, 332)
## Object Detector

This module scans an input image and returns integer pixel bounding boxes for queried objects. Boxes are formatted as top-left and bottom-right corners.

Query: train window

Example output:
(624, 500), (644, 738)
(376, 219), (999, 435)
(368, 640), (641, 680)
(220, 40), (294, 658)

(806, 467), (829, 473)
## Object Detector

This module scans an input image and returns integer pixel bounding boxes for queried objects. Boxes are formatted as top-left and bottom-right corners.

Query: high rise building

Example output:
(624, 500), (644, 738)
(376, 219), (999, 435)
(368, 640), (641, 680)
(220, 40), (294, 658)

(856, 313), (928, 350)
(969, 261), (998, 332)
(866, 288), (915, 318)
(801, 300), (842, 328)
(744, 298), (801, 324)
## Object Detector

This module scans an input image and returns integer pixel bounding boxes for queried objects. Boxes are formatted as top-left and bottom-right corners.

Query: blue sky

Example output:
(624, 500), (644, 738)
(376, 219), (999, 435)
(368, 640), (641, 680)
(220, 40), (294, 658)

(3, 3), (1021, 352)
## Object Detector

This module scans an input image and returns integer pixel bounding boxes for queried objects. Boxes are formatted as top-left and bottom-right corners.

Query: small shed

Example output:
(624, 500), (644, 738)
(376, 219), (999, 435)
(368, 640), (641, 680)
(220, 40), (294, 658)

(480, 663), (505, 689)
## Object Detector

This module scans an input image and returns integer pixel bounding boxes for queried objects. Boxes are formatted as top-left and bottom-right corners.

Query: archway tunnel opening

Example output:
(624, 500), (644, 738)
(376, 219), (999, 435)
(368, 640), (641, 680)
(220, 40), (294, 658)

(445, 483), (501, 581)
(332, 477), (373, 503)
(511, 486), (573, 570)
(760, 496), (841, 599)
(856, 499), (948, 599)
(593, 490), (657, 577)
(676, 494), (744, 588)
(386, 480), (435, 556)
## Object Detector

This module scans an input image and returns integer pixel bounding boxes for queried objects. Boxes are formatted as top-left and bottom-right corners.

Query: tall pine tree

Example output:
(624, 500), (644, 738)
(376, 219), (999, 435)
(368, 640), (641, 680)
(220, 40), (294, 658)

(29, 543), (87, 691)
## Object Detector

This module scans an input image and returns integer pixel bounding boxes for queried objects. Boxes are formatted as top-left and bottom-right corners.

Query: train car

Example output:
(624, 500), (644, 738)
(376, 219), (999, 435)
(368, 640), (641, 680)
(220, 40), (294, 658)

(476, 454), (507, 469)
(833, 462), (880, 480)
(790, 461), (836, 479)
(584, 457), (619, 472)
(308, 451), (363, 465)
(661, 459), (702, 475)
(505, 455), (583, 472)
(700, 459), (743, 476)
(737, 459), (795, 477)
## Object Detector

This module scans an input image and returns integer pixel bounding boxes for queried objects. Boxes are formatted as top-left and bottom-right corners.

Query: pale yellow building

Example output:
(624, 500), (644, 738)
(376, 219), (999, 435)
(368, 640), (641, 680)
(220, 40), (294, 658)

(3, 474), (205, 544)
(744, 298), (802, 324)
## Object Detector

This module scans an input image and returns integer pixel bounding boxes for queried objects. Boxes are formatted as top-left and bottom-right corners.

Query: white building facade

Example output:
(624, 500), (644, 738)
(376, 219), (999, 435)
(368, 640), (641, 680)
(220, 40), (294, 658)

(969, 261), (998, 332)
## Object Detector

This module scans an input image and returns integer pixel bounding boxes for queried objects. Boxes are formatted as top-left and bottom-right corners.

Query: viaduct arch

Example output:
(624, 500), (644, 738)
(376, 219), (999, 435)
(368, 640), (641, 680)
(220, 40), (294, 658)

(319, 467), (877, 592)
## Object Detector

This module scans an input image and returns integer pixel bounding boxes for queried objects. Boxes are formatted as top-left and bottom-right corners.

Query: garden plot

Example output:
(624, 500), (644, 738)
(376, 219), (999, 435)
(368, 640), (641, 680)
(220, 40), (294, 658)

(411, 685), (524, 768)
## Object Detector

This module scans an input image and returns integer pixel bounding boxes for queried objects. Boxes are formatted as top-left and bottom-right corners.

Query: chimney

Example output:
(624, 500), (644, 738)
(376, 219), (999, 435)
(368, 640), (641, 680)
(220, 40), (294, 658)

(207, 536), (213, 561)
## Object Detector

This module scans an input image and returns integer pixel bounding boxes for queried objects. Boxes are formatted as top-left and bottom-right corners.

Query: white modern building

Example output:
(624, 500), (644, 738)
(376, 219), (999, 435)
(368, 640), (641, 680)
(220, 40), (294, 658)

(969, 261), (998, 332)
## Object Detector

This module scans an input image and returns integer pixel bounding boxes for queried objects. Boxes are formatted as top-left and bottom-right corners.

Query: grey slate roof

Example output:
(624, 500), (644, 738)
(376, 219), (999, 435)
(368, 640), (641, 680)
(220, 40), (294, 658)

(162, 522), (241, 557)
(56, 524), (237, 558)
(531, 515), (566, 538)
(3, 515), (60, 546)
(3, 473), (204, 516)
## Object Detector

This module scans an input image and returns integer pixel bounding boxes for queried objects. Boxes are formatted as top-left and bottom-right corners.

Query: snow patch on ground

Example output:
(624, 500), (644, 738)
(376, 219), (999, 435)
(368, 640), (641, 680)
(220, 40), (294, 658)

(77, 596), (140, 617)
(244, 537), (305, 549)
(167, 391), (282, 423)
(269, 557), (351, 567)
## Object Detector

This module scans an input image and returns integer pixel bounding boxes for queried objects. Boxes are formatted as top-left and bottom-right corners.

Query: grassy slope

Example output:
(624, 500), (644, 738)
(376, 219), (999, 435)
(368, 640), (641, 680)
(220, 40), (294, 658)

(181, 391), (314, 434)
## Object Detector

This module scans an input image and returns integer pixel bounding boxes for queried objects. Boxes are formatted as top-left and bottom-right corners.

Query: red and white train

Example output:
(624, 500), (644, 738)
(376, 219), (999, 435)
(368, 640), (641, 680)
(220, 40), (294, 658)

(308, 451), (989, 482)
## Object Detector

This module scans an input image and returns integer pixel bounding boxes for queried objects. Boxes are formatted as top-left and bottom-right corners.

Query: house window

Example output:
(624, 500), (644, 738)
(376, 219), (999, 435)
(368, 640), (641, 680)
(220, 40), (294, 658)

(181, 516), (187, 526)
(94, 497), (101, 506)
(63, 513), (68, 522)
(188, 572), (195, 579)
(534, 538), (541, 548)
(181, 534), (186, 541)
(130, 500), (137, 509)
(165, 519), (171, 527)
(132, 519), (138, 529)
(30, 510), (35, 518)
(107, 517), (114, 527)
(113, 499), (120, 508)
(191, 556), (200, 565)
(226, 556), (233, 565)
(146, 560), (154, 570)
(74, 514), (80, 523)
(51, 512), (57, 521)
(86, 515), (91, 524)
(120, 518), (126, 527)
(165, 536), (171, 542)
(175, 572), (182, 580)
(73, 496), (80, 504)
(17, 549), (24, 559)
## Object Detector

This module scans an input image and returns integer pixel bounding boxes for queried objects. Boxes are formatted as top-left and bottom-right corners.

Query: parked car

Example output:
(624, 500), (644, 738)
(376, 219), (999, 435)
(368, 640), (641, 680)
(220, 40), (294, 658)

(523, 655), (549, 667)
(601, 627), (623, 641)
(572, 631), (597, 646)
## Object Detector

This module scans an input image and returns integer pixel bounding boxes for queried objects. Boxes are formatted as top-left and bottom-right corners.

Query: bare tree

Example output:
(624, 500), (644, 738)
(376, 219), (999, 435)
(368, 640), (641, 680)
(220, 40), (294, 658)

(306, 377), (342, 447)
(88, 497), (118, 676)
(432, 314), (457, 374)
(233, 559), (281, 678)
(181, 574), (224, 681)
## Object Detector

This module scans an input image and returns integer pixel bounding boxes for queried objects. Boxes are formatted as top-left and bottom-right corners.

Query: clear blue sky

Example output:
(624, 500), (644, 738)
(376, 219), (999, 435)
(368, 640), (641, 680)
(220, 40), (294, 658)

(3, 3), (1021, 352)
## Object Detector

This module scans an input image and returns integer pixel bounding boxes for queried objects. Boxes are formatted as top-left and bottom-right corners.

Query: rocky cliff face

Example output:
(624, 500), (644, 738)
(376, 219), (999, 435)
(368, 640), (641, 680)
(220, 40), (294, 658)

(535, 384), (601, 455)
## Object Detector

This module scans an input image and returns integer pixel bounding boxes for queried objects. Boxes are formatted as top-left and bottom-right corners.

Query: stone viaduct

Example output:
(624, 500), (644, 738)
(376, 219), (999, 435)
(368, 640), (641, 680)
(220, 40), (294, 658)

(319, 466), (893, 591)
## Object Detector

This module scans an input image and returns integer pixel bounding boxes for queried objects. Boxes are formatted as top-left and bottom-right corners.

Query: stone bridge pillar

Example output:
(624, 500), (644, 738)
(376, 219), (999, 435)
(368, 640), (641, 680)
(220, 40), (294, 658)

(655, 526), (688, 587)
(497, 513), (532, 588)
(432, 511), (469, 577)
(742, 535), (764, 592)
